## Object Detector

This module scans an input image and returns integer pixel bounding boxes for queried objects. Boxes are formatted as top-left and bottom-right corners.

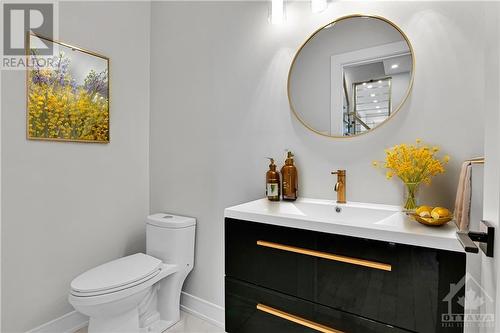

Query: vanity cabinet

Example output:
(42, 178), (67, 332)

(225, 218), (466, 333)
(226, 277), (408, 333)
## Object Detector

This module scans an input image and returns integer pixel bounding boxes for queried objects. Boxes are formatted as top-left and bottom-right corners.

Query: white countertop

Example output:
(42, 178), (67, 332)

(224, 198), (464, 253)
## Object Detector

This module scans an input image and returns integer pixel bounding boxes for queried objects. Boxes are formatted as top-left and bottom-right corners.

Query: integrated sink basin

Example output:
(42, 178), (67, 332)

(284, 199), (398, 225)
(225, 198), (463, 252)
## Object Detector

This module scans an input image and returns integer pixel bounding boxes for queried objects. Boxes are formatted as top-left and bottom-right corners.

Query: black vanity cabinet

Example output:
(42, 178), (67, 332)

(225, 218), (466, 333)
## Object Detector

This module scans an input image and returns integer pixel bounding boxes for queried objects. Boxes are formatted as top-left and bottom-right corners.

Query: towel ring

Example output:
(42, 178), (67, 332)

(455, 157), (492, 256)
(457, 220), (494, 257)
(466, 157), (485, 164)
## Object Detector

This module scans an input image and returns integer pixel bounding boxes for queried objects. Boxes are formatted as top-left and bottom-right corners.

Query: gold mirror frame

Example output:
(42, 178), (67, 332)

(287, 14), (415, 139)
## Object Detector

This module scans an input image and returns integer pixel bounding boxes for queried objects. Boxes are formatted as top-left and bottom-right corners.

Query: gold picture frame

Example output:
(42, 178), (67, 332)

(26, 33), (110, 143)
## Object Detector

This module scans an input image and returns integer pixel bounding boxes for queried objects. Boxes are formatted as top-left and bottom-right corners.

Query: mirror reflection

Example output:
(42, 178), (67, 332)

(288, 15), (414, 137)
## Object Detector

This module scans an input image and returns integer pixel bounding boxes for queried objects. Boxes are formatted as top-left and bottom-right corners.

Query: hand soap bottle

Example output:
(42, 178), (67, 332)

(281, 151), (298, 201)
(266, 158), (280, 201)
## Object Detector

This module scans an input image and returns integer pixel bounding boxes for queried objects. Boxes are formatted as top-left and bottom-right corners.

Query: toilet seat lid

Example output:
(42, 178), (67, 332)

(71, 253), (162, 293)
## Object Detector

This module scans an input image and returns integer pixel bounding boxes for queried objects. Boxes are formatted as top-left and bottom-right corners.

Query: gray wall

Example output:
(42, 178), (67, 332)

(1, 2), (151, 332)
(150, 1), (487, 310)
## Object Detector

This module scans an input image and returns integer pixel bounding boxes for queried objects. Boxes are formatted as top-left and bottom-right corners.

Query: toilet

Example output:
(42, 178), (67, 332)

(69, 214), (196, 333)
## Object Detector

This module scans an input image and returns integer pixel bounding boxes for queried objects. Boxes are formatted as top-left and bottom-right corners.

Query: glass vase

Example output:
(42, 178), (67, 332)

(404, 182), (420, 211)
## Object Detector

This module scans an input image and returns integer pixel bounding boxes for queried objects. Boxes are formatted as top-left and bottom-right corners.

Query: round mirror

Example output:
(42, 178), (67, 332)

(288, 15), (414, 137)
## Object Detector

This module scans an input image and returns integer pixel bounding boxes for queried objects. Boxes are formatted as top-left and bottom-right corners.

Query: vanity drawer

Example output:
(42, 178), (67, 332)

(225, 218), (318, 298)
(226, 277), (410, 333)
(225, 218), (465, 332)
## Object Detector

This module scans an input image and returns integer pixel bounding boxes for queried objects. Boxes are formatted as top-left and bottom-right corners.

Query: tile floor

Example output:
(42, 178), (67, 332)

(75, 311), (224, 333)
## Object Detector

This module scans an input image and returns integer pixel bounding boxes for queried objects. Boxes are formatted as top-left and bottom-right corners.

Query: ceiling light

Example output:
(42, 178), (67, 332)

(376, 106), (381, 109)
(378, 80), (382, 83)
(370, 93), (375, 97)
(362, 82), (367, 85)
(270, 0), (285, 25)
(373, 100), (378, 103)
(391, 64), (399, 69)
(311, 0), (327, 13)
(367, 85), (373, 89)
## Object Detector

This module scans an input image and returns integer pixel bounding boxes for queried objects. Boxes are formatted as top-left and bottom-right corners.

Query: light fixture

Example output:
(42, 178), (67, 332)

(370, 93), (375, 97)
(373, 100), (378, 103)
(367, 85), (373, 89)
(362, 82), (367, 86)
(378, 80), (382, 83)
(391, 64), (399, 69)
(311, 0), (327, 13)
(376, 106), (381, 109)
(271, 0), (285, 25)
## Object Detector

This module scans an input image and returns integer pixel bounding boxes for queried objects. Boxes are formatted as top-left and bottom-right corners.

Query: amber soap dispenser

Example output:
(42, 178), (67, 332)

(281, 151), (298, 201)
(266, 158), (280, 201)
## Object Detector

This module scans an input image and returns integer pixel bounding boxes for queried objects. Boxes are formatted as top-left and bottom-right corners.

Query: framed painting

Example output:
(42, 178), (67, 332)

(26, 33), (110, 143)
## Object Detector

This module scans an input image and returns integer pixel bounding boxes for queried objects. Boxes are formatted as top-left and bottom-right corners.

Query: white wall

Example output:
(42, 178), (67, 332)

(0, 30), (3, 333)
(150, 1), (487, 311)
(480, 2), (500, 332)
(391, 72), (411, 112)
(0, 2), (151, 332)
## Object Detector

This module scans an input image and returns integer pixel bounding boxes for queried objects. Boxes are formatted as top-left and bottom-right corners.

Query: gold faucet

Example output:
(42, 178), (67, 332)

(331, 170), (346, 204)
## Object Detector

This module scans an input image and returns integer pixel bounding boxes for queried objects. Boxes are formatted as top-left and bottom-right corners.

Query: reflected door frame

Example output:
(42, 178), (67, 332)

(330, 41), (410, 136)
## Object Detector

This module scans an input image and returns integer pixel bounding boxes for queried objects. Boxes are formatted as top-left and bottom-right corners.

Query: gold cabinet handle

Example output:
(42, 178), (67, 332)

(256, 240), (391, 272)
(257, 303), (345, 333)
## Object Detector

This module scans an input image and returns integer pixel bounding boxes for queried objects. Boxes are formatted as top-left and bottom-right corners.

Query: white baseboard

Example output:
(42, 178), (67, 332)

(25, 292), (224, 333)
(180, 291), (225, 329)
(26, 311), (88, 333)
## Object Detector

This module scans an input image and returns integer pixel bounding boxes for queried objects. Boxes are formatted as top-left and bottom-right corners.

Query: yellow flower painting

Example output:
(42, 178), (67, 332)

(27, 34), (109, 143)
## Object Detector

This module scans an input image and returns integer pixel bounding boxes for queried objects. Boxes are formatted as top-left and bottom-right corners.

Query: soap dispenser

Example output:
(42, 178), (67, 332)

(266, 158), (280, 201)
(281, 151), (298, 201)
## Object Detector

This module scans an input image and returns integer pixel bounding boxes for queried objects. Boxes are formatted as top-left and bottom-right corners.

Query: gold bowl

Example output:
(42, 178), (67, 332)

(408, 212), (453, 227)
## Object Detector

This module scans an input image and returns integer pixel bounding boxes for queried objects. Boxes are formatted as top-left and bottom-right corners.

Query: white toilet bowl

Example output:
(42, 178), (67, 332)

(69, 214), (196, 333)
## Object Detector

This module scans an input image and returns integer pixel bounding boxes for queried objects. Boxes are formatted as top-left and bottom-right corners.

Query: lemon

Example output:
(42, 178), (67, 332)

(419, 211), (432, 218)
(431, 207), (451, 219)
(416, 205), (433, 217)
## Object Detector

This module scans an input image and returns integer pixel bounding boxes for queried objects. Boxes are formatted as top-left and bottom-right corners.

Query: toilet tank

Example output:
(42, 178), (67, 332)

(146, 213), (196, 270)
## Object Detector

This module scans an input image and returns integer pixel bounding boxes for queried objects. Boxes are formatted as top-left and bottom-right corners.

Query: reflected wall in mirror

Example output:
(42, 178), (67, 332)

(288, 15), (414, 137)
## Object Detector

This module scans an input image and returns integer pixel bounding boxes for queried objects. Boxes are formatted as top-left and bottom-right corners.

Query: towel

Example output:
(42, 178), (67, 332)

(454, 161), (472, 231)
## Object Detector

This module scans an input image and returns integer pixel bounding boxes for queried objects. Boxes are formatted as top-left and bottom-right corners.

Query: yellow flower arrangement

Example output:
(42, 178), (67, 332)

(373, 139), (450, 210)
